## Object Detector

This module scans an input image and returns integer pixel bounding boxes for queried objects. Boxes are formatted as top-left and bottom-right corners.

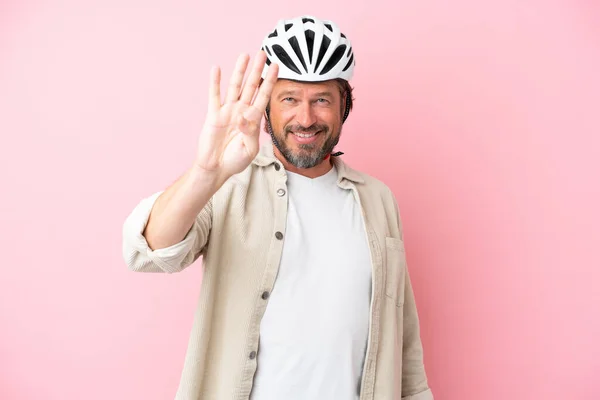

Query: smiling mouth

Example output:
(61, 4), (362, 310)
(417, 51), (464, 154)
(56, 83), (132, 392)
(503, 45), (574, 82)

(291, 131), (320, 138)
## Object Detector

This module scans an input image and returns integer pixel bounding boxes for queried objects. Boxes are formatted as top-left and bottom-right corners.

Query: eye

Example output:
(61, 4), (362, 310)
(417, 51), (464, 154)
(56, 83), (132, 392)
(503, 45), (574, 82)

(282, 97), (295, 102)
(316, 98), (329, 104)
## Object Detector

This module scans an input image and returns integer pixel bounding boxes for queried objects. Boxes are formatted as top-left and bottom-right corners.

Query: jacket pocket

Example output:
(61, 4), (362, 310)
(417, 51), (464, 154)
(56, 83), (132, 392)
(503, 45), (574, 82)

(385, 237), (406, 307)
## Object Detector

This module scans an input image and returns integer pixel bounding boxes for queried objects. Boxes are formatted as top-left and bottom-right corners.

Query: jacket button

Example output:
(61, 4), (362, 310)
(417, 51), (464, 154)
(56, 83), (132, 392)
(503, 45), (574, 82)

(275, 231), (283, 240)
(274, 163), (281, 171)
(261, 291), (270, 300)
(249, 351), (257, 360)
(277, 188), (286, 197)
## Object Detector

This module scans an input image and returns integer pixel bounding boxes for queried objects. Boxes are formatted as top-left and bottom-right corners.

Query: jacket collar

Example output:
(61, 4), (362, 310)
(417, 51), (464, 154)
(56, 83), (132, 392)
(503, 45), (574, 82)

(252, 141), (365, 184)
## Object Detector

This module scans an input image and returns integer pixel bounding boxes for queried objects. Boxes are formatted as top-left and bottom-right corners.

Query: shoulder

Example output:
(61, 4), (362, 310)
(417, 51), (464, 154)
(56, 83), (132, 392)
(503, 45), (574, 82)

(340, 160), (404, 236)
(339, 160), (398, 204)
(357, 171), (400, 218)
(357, 170), (393, 194)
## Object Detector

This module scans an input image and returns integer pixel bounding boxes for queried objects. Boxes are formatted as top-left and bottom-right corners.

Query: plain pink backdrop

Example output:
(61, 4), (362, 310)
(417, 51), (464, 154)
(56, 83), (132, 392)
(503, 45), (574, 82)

(1, 0), (599, 399)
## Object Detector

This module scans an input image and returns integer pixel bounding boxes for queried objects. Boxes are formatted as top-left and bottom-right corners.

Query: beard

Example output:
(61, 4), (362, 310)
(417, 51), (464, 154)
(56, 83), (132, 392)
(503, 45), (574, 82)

(271, 123), (341, 169)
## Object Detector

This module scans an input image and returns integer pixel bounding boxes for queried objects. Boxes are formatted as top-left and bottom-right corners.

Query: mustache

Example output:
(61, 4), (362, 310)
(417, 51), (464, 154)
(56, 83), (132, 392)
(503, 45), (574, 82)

(285, 124), (328, 134)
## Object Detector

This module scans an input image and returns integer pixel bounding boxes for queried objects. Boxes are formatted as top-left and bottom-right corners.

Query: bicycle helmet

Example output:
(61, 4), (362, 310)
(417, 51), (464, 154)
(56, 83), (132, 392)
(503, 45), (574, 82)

(260, 16), (355, 82)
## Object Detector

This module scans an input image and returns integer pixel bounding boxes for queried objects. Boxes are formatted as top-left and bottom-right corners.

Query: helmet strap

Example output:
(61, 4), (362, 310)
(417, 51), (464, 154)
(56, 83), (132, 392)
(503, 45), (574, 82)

(265, 107), (287, 158)
(342, 90), (351, 123)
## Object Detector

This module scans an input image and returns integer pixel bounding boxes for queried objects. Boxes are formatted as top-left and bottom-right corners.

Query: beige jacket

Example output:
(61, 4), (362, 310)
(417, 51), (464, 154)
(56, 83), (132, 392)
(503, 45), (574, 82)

(122, 143), (434, 400)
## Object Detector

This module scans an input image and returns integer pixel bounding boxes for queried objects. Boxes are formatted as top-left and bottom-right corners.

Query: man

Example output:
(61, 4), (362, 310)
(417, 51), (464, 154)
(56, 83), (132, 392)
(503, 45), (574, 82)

(122, 15), (433, 400)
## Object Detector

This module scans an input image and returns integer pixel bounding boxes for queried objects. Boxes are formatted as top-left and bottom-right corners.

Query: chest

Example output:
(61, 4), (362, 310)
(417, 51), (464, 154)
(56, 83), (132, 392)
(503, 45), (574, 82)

(282, 186), (372, 281)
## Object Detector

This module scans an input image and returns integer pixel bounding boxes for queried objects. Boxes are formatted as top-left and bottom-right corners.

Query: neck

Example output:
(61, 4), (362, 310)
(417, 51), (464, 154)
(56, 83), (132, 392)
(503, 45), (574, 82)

(272, 145), (333, 179)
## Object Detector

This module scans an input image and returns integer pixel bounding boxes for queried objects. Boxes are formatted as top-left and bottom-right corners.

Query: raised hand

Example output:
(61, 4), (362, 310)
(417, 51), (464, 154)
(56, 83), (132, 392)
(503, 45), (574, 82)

(195, 51), (279, 183)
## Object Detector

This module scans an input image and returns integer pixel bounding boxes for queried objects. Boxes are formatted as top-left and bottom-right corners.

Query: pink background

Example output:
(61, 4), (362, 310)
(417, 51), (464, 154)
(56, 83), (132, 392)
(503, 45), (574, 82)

(1, 0), (599, 399)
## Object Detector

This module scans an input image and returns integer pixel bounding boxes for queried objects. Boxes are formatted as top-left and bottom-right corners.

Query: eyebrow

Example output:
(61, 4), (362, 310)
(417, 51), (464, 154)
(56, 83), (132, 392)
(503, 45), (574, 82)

(277, 90), (301, 98)
(312, 91), (335, 98)
(276, 90), (335, 98)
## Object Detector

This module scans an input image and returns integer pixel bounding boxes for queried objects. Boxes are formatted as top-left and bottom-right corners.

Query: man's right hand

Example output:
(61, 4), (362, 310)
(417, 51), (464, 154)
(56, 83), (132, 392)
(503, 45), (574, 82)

(194, 51), (279, 184)
(140, 51), (278, 251)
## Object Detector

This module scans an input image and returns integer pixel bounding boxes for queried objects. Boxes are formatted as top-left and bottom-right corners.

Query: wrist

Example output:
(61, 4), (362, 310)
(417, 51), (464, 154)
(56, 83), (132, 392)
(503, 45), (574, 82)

(188, 164), (227, 192)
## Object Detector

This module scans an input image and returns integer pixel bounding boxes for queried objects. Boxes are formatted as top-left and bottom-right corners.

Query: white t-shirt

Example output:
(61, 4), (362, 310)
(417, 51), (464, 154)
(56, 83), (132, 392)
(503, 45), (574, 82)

(250, 165), (373, 400)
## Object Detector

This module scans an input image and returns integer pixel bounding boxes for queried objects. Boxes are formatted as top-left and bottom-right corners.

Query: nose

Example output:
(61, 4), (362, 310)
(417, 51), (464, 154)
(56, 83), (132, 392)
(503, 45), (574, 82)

(295, 101), (317, 128)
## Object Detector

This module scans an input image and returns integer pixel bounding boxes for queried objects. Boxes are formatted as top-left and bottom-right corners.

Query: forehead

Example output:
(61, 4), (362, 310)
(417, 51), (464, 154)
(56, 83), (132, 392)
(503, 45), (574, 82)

(272, 79), (340, 97)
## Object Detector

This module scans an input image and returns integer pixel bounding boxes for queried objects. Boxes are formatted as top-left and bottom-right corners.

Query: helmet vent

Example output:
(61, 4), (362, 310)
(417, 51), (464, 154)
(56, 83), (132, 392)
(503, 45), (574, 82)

(288, 36), (307, 73)
(272, 44), (301, 74)
(343, 53), (354, 72)
(304, 29), (315, 63)
(315, 35), (331, 71)
(321, 45), (346, 75)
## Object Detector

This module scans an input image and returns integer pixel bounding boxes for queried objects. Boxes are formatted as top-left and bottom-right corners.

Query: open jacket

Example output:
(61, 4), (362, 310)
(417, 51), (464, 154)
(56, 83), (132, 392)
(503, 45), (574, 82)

(122, 143), (434, 400)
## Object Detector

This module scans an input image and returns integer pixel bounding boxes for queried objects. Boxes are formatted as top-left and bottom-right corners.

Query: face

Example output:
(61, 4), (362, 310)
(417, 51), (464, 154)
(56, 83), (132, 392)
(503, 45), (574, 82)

(267, 79), (344, 169)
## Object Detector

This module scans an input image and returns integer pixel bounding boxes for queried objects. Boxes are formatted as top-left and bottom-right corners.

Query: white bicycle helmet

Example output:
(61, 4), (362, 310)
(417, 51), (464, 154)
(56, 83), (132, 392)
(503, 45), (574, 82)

(260, 15), (355, 82)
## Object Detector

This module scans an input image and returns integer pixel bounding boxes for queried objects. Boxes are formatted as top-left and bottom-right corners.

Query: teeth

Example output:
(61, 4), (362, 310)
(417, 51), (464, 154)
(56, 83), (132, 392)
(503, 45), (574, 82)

(294, 132), (316, 138)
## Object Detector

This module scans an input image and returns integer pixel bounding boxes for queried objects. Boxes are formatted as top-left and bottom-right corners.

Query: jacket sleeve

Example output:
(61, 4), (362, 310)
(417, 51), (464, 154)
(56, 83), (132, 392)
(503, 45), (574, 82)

(389, 189), (434, 400)
(400, 270), (434, 400)
(121, 191), (212, 273)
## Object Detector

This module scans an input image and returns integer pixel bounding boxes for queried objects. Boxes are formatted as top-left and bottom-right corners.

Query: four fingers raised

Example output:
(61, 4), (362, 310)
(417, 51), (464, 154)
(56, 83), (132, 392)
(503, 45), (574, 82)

(208, 51), (279, 129)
